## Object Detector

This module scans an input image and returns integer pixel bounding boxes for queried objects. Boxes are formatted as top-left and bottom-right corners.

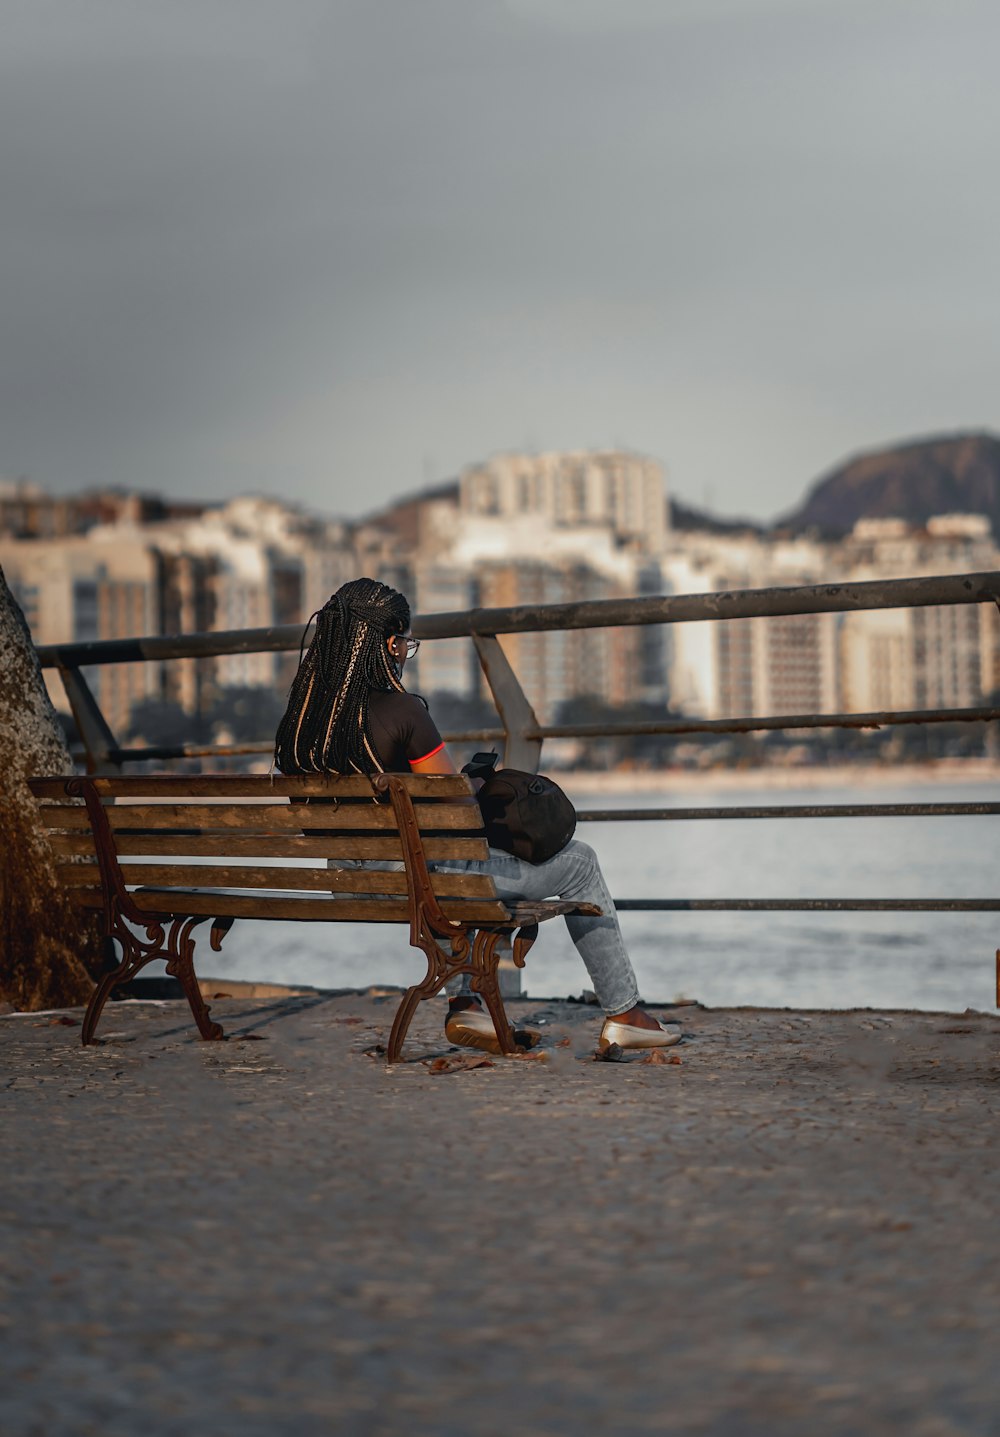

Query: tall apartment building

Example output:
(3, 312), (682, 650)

(0, 479), (205, 539)
(0, 534), (161, 733)
(1, 492), (359, 734)
(472, 559), (635, 722)
(381, 450), (671, 716)
(714, 611), (839, 719)
(837, 516), (1000, 714)
(408, 565), (477, 699)
(663, 533), (840, 718)
(356, 461), (670, 725)
(663, 516), (1000, 721)
(93, 496), (357, 709)
(459, 451), (668, 555)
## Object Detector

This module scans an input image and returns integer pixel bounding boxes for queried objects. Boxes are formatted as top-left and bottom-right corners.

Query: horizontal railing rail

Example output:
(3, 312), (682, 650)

(576, 801), (1000, 820)
(78, 705), (1000, 769)
(572, 800), (1000, 917)
(33, 570), (1000, 670)
(613, 899), (1000, 912)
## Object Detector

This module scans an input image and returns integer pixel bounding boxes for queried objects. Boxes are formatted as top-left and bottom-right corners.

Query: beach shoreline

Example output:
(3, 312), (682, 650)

(557, 757), (1000, 793)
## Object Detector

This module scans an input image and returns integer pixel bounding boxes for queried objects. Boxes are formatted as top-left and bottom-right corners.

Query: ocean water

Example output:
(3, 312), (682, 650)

(197, 780), (1000, 1015)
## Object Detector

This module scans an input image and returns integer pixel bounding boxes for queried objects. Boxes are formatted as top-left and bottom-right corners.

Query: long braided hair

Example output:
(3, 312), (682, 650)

(274, 577), (411, 775)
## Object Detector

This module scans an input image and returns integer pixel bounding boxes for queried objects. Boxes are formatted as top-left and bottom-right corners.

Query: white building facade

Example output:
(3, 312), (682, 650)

(0, 534), (161, 734)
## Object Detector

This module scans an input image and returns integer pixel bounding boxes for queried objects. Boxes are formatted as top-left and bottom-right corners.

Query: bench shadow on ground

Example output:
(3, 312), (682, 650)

(98, 993), (338, 1044)
(95, 994), (703, 1066)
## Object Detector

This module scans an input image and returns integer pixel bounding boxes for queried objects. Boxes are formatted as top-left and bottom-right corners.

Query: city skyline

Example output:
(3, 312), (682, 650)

(5, 426), (998, 537)
(3, 1), (999, 523)
(3, 450), (998, 744)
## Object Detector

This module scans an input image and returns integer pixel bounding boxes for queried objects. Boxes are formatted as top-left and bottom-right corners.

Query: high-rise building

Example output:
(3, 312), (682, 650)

(379, 450), (670, 713)
(1, 492), (359, 732)
(0, 534), (161, 733)
(474, 559), (628, 721)
(459, 450), (668, 555)
(408, 565), (477, 699)
(837, 516), (1000, 715)
(662, 532), (841, 718)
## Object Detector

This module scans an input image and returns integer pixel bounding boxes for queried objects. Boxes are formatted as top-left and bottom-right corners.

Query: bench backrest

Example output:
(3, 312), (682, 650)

(28, 773), (509, 925)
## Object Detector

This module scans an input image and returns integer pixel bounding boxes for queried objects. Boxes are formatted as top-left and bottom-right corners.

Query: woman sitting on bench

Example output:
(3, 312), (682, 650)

(274, 577), (680, 1054)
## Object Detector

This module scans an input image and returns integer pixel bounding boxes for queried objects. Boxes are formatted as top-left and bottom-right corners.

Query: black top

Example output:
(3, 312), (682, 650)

(286, 690), (444, 827)
(367, 689), (444, 772)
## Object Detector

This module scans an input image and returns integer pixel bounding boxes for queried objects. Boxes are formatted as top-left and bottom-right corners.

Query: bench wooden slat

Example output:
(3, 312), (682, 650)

(36, 801), (484, 834)
(34, 806), (98, 830)
(48, 833), (98, 858)
(64, 889), (412, 921)
(66, 879), (597, 925)
(507, 899), (602, 923)
(28, 773), (475, 800)
(115, 889), (511, 924)
(54, 862), (499, 897)
(47, 833), (490, 861)
(55, 862), (99, 886)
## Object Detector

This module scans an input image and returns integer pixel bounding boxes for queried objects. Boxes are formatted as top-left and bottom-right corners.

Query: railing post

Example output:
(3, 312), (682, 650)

(57, 664), (122, 774)
(472, 634), (542, 774)
(470, 634), (542, 1002)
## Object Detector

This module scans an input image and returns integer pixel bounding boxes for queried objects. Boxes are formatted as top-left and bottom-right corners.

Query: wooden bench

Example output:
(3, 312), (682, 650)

(28, 772), (600, 1061)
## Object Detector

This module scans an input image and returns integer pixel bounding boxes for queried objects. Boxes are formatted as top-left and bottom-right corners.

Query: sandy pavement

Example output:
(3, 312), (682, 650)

(2, 990), (999, 1436)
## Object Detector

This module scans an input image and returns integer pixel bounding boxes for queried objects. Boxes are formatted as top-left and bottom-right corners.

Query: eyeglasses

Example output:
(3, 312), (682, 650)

(394, 636), (420, 657)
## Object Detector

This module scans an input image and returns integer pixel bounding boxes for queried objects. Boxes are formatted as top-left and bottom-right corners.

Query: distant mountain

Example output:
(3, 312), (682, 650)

(778, 431), (1000, 538)
(669, 498), (763, 535)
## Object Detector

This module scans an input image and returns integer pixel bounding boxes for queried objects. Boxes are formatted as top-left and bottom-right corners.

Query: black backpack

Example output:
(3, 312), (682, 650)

(461, 752), (577, 865)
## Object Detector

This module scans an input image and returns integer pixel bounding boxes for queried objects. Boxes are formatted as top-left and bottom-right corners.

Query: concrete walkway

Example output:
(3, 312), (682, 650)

(2, 991), (999, 1436)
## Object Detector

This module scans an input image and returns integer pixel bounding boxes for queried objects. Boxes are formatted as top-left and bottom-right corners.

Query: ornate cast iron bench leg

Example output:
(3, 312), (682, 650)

(386, 988), (425, 1064)
(81, 920), (173, 1046)
(469, 929), (517, 1055)
(386, 922), (473, 1063)
(470, 922), (539, 1056)
(165, 915), (224, 1041)
(82, 954), (133, 1047)
(386, 926), (533, 1062)
(82, 914), (225, 1045)
(69, 777), (225, 1045)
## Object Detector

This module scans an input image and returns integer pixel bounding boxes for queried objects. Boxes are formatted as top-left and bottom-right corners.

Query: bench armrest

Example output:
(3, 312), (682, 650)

(372, 773), (473, 939)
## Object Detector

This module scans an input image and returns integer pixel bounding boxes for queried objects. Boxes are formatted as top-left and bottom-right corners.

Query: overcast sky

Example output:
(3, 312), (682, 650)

(2, 0), (998, 522)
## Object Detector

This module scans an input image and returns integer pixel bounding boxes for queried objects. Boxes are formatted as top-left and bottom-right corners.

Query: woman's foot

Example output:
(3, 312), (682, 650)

(607, 1003), (663, 1031)
(448, 996), (481, 1015)
(445, 999), (504, 1054)
(599, 1004), (681, 1052)
(445, 997), (539, 1054)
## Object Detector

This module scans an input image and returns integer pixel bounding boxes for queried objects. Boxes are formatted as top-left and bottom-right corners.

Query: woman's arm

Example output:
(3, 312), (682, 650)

(409, 743), (459, 776)
(409, 743), (484, 802)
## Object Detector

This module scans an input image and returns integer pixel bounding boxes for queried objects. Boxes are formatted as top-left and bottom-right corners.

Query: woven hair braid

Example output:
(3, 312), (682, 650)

(273, 577), (411, 775)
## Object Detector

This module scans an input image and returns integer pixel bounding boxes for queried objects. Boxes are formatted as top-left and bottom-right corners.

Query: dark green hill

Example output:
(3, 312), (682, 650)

(669, 498), (762, 535)
(779, 431), (1000, 538)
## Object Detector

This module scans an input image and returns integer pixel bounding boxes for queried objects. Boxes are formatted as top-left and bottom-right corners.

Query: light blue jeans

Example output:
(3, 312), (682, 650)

(444, 839), (640, 1017)
(331, 840), (640, 1016)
